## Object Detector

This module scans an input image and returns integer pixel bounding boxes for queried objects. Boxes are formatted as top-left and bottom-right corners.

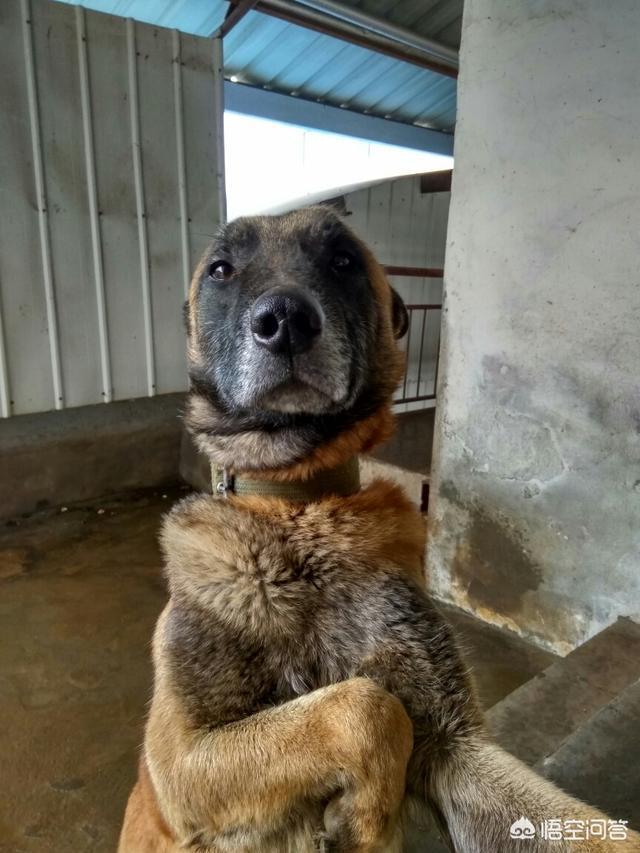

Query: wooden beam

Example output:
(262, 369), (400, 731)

(420, 169), (452, 194)
(218, 0), (260, 37)
(384, 266), (444, 278)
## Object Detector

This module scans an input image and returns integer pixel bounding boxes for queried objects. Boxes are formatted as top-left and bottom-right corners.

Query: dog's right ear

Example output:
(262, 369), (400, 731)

(183, 300), (191, 335)
(390, 287), (409, 339)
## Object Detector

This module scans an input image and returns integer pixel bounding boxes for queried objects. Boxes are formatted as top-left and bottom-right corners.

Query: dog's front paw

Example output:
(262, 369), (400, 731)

(321, 787), (402, 853)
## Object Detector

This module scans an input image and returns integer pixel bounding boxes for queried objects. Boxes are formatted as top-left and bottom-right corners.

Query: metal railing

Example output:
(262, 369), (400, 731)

(394, 303), (442, 405)
(383, 265), (443, 407)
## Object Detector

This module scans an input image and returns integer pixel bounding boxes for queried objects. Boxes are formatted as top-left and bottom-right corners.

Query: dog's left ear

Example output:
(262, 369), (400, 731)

(390, 287), (409, 339)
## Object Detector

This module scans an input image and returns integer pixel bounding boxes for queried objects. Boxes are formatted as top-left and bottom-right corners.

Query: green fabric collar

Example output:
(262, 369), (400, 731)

(211, 456), (360, 502)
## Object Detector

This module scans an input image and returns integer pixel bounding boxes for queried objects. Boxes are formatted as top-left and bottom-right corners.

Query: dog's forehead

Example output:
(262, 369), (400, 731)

(218, 208), (355, 254)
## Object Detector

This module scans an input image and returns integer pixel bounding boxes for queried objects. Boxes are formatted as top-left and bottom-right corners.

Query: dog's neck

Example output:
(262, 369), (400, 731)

(211, 456), (361, 502)
(204, 404), (397, 503)
(194, 402), (396, 493)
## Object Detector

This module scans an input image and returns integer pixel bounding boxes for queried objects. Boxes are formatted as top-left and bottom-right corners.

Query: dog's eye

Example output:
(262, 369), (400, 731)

(331, 251), (354, 271)
(208, 260), (234, 281)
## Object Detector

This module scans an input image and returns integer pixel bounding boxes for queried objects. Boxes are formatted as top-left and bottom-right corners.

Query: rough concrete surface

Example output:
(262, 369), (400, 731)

(486, 619), (640, 831)
(429, 0), (640, 652)
(488, 618), (640, 767)
(373, 410), (435, 475)
(0, 395), (185, 520)
(0, 488), (554, 852)
(538, 679), (640, 830)
(0, 488), (185, 853)
(359, 457), (425, 509)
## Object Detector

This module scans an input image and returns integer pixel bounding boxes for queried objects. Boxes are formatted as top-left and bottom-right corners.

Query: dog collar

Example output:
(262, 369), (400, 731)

(211, 456), (360, 502)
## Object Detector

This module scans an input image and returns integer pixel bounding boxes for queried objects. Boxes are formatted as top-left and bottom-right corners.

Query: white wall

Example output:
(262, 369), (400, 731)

(0, 0), (223, 416)
(345, 175), (450, 411)
(430, 0), (640, 653)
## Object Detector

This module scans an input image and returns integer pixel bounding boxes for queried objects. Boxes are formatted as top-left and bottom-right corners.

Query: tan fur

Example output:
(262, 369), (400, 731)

(119, 759), (175, 853)
(168, 480), (427, 590)
(121, 480), (640, 852)
(121, 211), (639, 852)
(145, 655), (411, 852)
(119, 485), (421, 852)
(431, 741), (640, 852)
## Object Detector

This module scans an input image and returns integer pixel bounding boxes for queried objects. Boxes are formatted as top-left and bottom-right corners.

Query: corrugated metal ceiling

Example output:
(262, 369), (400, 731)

(54, 0), (462, 131)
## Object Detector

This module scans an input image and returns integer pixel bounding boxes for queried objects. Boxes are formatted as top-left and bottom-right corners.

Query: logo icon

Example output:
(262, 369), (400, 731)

(510, 817), (536, 839)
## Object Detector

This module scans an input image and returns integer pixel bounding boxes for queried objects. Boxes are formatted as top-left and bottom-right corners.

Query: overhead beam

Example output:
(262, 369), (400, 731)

(250, 0), (458, 77)
(383, 266), (444, 278)
(420, 169), (453, 193)
(224, 82), (455, 155)
(294, 0), (458, 70)
(216, 0), (259, 38)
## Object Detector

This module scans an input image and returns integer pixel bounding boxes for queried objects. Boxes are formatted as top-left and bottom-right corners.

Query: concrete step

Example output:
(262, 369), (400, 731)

(0, 393), (185, 519)
(538, 678), (640, 826)
(406, 617), (640, 848)
(486, 617), (640, 833)
(486, 617), (640, 767)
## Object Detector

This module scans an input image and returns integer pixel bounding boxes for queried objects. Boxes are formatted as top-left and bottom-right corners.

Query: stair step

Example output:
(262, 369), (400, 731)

(537, 679), (640, 826)
(486, 617), (640, 767)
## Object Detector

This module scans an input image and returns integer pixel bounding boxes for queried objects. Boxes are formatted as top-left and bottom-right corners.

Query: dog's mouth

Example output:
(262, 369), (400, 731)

(235, 349), (352, 415)
(259, 377), (338, 414)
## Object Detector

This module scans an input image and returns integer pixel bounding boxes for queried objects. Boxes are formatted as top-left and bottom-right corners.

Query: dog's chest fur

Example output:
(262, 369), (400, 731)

(159, 481), (426, 729)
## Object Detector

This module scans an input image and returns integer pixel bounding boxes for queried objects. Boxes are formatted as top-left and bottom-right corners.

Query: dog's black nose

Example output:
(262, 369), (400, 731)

(250, 286), (324, 355)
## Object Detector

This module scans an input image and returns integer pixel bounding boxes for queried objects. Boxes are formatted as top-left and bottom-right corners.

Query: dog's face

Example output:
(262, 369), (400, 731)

(185, 207), (408, 473)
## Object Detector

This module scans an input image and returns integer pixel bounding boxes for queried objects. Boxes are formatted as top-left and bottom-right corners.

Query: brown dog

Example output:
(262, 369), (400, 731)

(119, 207), (639, 852)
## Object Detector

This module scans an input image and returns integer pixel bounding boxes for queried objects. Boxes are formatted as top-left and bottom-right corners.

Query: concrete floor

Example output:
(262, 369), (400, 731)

(0, 488), (555, 853)
(374, 409), (435, 475)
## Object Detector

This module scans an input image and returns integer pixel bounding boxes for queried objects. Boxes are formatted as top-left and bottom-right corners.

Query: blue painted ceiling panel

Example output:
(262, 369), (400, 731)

(54, 0), (462, 132)
(60, 0), (228, 32)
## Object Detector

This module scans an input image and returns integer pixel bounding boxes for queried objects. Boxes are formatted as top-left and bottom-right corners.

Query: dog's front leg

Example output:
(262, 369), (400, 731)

(144, 676), (413, 852)
(357, 583), (640, 852)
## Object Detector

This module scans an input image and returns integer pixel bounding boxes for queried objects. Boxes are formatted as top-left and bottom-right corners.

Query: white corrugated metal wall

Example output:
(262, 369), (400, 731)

(0, 0), (447, 420)
(0, 0), (223, 417)
(345, 176), (450, 412)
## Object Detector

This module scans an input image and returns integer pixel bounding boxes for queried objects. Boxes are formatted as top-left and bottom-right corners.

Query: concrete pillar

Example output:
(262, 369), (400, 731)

(429, 0), (640, 653)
